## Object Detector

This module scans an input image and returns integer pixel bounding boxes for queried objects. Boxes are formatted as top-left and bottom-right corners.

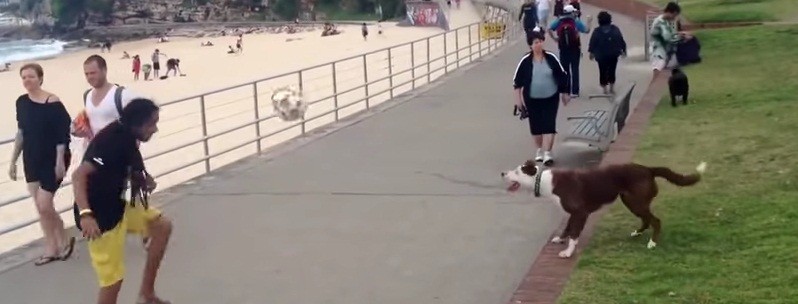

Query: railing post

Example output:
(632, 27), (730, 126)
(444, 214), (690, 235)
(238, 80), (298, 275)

(479, 23), (484, 58)
(199, 95), (211, 173)
(426, 37), (431, 83)
(298, 70), (306, 134)
(387, 48), (394, 98)
(469, 24), (473, 62)
(455, 28), (460, 68)
(332, 62), (339, 121)
(410, 42), (415, 89)
(363, 54), (369, 109)
(444, 33), (448, 73)
(253, 82), (262, 153)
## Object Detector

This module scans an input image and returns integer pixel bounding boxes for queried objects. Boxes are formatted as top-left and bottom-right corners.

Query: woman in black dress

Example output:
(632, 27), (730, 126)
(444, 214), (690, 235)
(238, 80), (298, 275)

(8, 63), (75, 266)
(512, 28), (571, 165)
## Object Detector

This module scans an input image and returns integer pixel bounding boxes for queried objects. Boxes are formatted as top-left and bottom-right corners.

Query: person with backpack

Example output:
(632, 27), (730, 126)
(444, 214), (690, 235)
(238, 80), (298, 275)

(548, 5), (592, 97)
(519, 0), (539, 41)
(74, 55), (169, 254)
(588, 11), (627, 94)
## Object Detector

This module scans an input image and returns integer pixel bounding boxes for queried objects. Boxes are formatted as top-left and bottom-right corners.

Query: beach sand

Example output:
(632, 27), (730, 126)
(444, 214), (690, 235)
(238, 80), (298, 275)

(0, 1), (504, 253)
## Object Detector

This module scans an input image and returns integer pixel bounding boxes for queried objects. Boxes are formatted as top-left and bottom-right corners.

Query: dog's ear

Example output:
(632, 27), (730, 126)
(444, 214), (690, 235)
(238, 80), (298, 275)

(520, 161), (538, 176)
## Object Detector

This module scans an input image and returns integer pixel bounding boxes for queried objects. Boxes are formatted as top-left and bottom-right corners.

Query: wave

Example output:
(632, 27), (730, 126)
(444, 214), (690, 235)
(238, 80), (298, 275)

(0, 39), (70, 63)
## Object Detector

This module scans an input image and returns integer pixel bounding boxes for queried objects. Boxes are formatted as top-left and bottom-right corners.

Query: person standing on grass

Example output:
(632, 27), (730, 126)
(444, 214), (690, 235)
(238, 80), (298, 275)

(519, 0), (539, 41)
(548, 5), (592, 97)
(72, 98), (173, 304)
(9, 63), (76, 266)
(588, 11), (627, 94)
(513, 28), (571, 166)
(650, 2), (692, 77)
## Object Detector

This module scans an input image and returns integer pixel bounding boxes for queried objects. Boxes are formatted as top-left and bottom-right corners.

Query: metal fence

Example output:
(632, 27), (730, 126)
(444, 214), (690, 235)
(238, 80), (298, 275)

(0, 8), (518, 242)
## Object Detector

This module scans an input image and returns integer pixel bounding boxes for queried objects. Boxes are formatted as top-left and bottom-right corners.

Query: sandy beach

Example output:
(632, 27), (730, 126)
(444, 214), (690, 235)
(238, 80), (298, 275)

(0, 1), (507, 253)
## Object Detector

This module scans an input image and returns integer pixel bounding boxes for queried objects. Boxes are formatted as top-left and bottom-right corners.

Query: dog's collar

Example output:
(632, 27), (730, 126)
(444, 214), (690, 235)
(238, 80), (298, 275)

(534, 170), (542, 197)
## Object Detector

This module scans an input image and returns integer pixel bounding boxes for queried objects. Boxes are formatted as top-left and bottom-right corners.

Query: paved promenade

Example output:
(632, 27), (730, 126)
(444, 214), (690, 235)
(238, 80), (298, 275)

(0, 4), (651, 303)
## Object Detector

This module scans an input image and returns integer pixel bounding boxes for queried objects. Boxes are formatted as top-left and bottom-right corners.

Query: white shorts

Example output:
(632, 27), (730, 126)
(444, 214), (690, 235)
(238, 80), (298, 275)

(651, 55), (678, 71)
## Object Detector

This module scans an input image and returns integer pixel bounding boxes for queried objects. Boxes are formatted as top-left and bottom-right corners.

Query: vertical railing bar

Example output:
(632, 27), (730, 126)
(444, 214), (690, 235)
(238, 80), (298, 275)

(426, 37), (431, 84)
(411, 41), (415, 89)
(388, 48), (394, 98)
(253, 82), (261, 153)
(332, 62), (339, 121)
(298, 70), (306, 134)
(199, 95), (211, 172)
(363, 54), (370, 109)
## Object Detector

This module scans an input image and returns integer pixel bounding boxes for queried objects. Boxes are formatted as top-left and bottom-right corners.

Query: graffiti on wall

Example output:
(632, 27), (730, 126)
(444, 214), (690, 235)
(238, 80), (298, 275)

(403, 1), (449, 30)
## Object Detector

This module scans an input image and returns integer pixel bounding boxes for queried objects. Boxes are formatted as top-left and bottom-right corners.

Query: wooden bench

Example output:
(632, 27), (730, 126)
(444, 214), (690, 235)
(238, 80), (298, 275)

(563, 83), (636, 152)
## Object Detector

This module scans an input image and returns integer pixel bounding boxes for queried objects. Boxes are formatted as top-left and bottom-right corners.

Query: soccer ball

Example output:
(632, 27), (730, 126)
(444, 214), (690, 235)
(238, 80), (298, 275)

(271, 85), (307, 122)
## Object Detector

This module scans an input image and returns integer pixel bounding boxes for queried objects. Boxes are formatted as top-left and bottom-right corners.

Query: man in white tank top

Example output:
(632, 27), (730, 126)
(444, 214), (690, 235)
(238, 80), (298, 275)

(82, 56), (142, 136)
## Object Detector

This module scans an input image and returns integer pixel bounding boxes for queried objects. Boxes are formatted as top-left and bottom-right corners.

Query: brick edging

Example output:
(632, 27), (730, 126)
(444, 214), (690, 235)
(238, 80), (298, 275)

(506, 1), (671, 303)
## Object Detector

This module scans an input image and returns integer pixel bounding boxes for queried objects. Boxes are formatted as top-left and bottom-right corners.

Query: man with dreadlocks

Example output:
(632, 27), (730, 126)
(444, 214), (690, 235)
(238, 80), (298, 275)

(72, 98), (173, 304)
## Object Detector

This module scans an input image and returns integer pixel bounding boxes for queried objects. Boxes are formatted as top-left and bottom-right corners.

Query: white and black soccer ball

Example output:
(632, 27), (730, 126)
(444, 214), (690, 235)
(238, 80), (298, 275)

(271, 85), (307, 122)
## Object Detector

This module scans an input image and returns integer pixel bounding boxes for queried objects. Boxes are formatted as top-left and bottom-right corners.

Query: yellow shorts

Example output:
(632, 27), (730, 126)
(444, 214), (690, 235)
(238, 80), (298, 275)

(87, 203), (162, 287)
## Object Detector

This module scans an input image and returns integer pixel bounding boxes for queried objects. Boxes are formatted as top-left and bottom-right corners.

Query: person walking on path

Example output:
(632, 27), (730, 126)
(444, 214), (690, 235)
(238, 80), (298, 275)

(9, 63), (76, 266)
(588, 11), (627, 94)
(513, 28), (571, 166)
(548, 5), (592, 97)
(649, 2), (692, 77)
(535, 0), (553, 29)
(72, 98), (173, 304)
(519, 0), (539, 41)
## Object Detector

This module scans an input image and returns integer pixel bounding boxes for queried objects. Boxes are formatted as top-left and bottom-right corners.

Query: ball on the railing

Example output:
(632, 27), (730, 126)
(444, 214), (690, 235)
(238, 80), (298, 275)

(271, 85), (307, 122)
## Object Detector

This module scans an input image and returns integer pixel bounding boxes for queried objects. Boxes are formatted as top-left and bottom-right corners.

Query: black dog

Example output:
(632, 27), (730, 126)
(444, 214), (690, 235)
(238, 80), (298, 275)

(668, 68), (689, 107)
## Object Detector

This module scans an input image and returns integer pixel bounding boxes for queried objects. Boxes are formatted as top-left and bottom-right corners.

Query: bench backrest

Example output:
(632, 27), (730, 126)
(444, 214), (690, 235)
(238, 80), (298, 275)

(612, 83), (635, 133)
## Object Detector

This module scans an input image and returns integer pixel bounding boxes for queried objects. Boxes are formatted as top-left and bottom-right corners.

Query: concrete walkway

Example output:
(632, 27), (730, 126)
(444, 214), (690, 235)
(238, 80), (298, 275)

(0, 4), (651, 303)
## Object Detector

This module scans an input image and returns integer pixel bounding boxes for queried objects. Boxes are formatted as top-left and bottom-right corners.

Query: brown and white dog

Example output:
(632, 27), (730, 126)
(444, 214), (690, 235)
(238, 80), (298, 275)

(501, 161), (707, 258)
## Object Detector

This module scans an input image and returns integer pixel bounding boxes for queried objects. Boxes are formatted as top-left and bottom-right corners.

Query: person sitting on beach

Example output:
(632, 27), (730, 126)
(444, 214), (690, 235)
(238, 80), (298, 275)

(142, 63), (152, 81)
(121, 51), (130, 59)
(227, 45), (237, 54)
(201, 41), (214, 47)
(0, 62), (10, 72)
(165, 58), (184, 77)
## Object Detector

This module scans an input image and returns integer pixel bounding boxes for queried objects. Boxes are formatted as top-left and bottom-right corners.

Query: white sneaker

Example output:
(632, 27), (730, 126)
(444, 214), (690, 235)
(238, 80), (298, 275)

(535, 149), (543, 162)
(543, 151), (554, 166)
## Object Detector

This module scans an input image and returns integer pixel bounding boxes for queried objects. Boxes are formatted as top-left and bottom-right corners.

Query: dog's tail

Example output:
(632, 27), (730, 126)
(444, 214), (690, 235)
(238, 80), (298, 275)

(650, 162), (707, 187)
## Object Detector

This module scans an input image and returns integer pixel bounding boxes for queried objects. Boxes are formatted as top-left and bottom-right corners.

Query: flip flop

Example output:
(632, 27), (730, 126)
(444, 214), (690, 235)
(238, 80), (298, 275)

(34, 255), (60, 266)
(60, 236), (76, 261)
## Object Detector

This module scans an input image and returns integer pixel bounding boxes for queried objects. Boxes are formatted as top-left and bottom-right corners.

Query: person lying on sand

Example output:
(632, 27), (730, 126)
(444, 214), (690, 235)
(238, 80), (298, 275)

(201, 41), (214, 47)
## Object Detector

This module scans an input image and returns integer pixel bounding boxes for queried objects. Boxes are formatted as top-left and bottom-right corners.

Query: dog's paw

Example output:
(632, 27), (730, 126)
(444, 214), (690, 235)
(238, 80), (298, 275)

(551, 236), (565, 244)
(630, 230), (643, 237)
(647, 239), (657, 249)
(558, 249), (573, 258)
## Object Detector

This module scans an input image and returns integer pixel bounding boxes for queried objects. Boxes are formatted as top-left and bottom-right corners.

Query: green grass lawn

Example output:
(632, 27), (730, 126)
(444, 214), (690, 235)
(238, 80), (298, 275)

(646, 0), (798, 22)
(558, 25), (798, 304)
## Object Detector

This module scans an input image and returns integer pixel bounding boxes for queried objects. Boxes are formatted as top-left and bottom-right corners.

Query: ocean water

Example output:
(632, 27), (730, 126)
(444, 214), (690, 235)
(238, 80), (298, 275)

(0, 39), (69, 64)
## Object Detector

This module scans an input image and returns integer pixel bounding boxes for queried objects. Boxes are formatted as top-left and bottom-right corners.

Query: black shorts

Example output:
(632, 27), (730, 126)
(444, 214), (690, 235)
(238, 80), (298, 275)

(24, 153), (71, 193)
(524, 93), (560, 135)
(153, 62), (161, 70)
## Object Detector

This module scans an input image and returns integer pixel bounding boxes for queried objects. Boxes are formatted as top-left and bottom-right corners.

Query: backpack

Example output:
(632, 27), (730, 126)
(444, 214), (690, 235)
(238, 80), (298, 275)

(553, 0), (564, 16)
(595, 26), (621, 58)
(557, 18), (580, 50)
(83, 85), (125, 116)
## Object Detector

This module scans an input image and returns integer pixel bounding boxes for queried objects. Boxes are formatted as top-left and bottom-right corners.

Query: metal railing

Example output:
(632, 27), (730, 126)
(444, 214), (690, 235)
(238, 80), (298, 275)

(0, 7), (518, 238)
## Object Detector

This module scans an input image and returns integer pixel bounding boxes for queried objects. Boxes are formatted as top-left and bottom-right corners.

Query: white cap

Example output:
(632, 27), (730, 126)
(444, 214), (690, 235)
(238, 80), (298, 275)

(564, 5), (577, 13)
